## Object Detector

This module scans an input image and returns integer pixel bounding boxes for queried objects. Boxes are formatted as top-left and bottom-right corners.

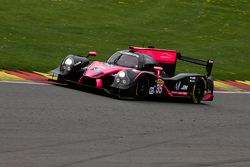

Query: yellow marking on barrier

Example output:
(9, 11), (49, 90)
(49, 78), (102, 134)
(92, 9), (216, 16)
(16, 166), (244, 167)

(0, 70), (27, 81)
(214, 81), (243, 91)
(236, 80), (250, 86)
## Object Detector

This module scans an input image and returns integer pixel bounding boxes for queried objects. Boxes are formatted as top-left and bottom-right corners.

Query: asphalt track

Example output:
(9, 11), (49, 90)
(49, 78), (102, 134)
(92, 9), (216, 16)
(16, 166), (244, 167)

(1, 82), (250, 167)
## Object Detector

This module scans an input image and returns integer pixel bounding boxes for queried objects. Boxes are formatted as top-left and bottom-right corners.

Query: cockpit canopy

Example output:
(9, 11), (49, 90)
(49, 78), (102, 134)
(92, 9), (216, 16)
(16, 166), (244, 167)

(107, 50), (159, 70)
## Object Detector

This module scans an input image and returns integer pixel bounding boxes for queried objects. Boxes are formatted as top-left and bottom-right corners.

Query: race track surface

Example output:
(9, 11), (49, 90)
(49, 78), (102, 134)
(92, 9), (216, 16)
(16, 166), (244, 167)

(1, 83), (250, 167)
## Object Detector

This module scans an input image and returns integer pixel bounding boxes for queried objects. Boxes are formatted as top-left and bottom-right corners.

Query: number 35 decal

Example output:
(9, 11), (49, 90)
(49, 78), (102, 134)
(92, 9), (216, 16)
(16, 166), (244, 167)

(149, 79), (164, 95)
(156, 84), (163, 94)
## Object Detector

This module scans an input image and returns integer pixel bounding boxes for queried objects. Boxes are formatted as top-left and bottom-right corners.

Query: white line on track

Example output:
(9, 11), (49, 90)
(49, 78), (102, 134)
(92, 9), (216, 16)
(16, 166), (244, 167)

(0, 80), (50, 85)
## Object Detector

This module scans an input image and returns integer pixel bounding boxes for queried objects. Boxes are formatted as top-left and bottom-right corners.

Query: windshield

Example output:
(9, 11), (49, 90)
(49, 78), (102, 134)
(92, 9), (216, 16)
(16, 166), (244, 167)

(115, 54), (139, 68)
(107, 52), (139, 68)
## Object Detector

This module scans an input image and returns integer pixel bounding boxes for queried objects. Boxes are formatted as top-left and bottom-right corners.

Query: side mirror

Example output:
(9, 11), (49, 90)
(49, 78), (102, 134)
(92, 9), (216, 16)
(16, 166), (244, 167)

(153, 66), (163, 71)
(87, 51), (97, 58)
(153, 66), (163, 78)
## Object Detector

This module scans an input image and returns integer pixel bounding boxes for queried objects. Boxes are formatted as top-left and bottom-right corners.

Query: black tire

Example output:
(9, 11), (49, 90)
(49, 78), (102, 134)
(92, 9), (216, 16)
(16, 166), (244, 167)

(135, 77), (149, 99)
(191, 79), (205, 104)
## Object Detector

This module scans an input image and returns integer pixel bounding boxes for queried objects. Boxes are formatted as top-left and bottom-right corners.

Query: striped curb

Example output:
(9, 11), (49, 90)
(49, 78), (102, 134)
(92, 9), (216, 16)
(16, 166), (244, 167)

(0, 70), (249, 92)
(0, 70), (26, 81)
(0, 70), (52, 83)
(214, 80), (250, 92)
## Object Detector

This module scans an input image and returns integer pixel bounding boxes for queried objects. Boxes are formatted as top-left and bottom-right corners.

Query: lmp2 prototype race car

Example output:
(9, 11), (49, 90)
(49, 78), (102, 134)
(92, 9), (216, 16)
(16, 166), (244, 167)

(51, 46), (214, 103)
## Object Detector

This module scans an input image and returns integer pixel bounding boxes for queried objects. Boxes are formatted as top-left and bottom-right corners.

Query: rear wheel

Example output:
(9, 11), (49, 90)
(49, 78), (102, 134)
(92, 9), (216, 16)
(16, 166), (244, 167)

(135, 77), (149, 99)
(191, 79), (205, 104)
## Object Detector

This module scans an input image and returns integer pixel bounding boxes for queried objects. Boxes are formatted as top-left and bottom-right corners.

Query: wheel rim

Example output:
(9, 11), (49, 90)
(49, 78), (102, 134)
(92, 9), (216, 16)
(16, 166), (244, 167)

(192, 80), (205, 103)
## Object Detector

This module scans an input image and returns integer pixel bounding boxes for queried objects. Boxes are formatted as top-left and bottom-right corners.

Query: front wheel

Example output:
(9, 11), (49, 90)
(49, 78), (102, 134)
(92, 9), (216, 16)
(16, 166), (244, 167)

(135, 77), (149, 99)
(191, 79), (205, 104)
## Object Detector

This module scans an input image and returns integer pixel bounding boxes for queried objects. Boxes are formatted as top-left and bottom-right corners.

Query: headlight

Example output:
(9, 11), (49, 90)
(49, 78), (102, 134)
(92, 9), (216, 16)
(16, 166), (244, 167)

(118, 71), (126, 78)
(64, 58), (74, 66)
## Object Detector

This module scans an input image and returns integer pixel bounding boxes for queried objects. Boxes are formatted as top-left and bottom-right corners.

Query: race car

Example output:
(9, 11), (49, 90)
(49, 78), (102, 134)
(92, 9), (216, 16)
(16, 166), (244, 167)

(51, 46), (214, 103)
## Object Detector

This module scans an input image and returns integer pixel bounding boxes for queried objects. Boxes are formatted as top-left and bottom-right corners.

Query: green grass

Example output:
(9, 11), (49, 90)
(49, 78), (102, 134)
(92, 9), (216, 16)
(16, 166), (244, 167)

(0, 0), (249, 80)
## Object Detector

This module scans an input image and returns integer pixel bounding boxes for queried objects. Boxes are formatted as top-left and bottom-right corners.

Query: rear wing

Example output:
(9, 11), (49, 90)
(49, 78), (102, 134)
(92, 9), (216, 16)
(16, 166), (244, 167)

(129, 46), (213, 77)
(177, 53), (214, 76)
(129, 46), (177, 64)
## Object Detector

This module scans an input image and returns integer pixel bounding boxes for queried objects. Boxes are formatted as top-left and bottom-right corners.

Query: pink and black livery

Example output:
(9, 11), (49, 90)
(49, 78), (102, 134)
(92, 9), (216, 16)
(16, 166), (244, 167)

(51, 46), (214, 103)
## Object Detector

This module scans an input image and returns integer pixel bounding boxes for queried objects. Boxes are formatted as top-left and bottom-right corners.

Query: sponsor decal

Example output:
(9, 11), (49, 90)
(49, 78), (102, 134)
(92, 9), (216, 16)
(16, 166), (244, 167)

(91, 67), (103, 72)
(104, 63), (110, 66)
(175, 81), (181, 90)
(149, 87), (155, 94)
(190, 76), (196, 80)
(119, 51), (139, 57)
(156, 79), (164, 85)
(74, 61), (81, 66)
(155, 79), (164, 94)
(160, 53), (172, 58)
(189, 76), (196, 83)
(181, 85), (188, 90)
(171, 91), (188, 96)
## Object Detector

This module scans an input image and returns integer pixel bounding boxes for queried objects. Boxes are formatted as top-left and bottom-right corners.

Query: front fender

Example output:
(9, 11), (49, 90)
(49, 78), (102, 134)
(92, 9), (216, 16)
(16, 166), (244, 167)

(51, 55), (90, 82)
(59, 55), (90, 75)
(111, 69), (155, 89)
